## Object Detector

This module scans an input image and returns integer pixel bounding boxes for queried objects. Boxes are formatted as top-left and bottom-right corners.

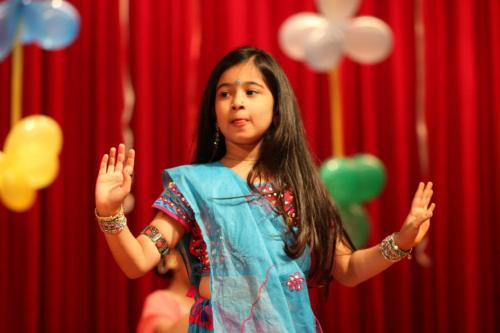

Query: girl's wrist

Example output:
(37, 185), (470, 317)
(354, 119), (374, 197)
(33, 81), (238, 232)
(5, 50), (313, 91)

(393, 232), (412, 251)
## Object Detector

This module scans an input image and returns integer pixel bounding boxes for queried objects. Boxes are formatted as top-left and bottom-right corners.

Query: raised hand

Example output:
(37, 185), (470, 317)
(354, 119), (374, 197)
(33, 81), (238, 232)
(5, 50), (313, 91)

(395, 182), (436, 250)
(95, 144), (135, 216)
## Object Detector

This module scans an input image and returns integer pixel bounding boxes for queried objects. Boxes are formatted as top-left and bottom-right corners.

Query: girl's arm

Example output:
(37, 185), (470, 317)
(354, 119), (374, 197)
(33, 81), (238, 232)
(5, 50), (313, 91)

(332, 182), (435, 286)
(95, 144), (185, 278)
(102, 212), (185, 279)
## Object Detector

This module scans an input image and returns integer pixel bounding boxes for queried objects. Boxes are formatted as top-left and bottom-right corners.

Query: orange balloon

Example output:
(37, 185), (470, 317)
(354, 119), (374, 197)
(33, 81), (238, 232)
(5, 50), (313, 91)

(4, 115), (63, 156)
(0, 166), (37, 212)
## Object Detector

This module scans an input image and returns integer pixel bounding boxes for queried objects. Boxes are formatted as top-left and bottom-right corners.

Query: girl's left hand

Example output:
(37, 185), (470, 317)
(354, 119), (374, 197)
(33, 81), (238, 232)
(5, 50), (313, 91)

(394, 182), (436, 250)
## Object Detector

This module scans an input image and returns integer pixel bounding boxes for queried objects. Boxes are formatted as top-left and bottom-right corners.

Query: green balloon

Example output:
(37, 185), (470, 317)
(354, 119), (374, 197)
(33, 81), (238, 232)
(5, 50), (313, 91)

(352, 154), (386, 202)
(319, 154), (386, 204)
(338, 204), (370, 248)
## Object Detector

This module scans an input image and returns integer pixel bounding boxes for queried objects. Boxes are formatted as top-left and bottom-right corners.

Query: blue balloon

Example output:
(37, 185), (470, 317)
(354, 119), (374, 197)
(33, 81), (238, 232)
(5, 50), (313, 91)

(0, 2), (19, 60)
(22, 1), (80, 50)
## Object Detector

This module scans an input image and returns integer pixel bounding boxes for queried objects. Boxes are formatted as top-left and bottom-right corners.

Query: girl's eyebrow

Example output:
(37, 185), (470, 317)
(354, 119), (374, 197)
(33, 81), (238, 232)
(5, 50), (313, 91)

(216, 81), (265, 91)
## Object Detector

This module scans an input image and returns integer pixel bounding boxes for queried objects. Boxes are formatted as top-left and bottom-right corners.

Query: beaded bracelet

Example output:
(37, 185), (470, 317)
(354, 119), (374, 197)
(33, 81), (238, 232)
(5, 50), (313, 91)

(95, 206), (127, 234)
(141, 225), (170, 256)
(379, 233), (412, 262)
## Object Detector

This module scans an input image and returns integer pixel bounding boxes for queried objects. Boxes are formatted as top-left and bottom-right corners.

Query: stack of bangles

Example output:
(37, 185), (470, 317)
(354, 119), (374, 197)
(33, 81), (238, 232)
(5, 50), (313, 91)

(95, 206), (170, 256)
(379, 233), (412, 262)
(95, 206), (127, 234)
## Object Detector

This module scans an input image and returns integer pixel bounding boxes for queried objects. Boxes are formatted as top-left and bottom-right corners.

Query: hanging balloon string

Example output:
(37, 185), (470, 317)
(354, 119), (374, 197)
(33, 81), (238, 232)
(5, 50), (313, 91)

(414, 0), (432, 267)
(10, 24), (23, 128)
(329, 68), (344, 157)
(119, 0), (136, 214)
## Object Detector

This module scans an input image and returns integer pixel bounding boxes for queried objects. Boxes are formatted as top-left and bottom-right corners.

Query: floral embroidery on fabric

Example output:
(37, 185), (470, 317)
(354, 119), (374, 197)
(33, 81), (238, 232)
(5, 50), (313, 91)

(190, 222), (211, 274)
(259, 184), (297, 226)
(160, 181), (196, 225)
(286, 272), (305, 292)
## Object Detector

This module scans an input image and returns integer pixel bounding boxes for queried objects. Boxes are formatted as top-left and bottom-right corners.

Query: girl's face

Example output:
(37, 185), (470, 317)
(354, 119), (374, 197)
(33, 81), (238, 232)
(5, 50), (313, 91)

(215, 61), (274, 149)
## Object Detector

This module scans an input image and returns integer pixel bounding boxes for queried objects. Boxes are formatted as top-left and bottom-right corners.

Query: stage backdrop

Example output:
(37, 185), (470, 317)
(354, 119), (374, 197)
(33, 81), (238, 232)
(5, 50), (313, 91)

(0, 0), (498, 332)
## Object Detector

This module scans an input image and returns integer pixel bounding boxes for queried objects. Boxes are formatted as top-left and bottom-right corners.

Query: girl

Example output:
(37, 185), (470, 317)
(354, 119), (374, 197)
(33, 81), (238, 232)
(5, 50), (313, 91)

(95, 46), (435, 332)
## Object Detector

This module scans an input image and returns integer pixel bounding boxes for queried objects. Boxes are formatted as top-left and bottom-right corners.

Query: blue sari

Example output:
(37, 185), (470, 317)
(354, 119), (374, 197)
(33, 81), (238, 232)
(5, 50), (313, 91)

(153, 162), (318, 332)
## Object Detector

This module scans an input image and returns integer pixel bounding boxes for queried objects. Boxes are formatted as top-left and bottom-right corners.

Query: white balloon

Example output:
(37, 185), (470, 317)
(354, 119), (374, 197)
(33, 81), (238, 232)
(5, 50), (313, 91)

(304, 25), (344, 72)
(343, 16), (394, 64)
(278, 12), (329, 61)
(316, 0), (361, 22)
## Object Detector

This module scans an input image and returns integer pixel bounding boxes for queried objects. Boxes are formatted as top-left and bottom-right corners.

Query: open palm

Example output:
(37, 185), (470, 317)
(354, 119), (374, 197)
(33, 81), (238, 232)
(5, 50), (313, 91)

(95, 144), (135, 216)
(396, 182), (436, 250)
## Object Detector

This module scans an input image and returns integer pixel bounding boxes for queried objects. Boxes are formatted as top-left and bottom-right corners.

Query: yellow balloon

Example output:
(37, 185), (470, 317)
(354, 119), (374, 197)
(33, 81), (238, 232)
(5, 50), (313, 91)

(4, 115), (63, 156)
(0, 166), (37, 212)
(0, 151), (4, 190)
(24, 158), (60, 189)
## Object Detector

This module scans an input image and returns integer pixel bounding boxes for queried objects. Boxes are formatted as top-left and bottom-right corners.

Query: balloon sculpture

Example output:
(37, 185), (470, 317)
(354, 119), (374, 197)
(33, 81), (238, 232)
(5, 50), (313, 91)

(319, 154), (386, 248)
(278, 0), (392, 246)
(0, 0), (79, 211)
(0, 0), (80, 60)
(278, 0), (393, 72)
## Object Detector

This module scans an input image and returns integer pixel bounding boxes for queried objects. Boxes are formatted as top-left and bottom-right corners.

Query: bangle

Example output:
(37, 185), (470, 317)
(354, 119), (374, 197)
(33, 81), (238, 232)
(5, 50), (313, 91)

(379, 233), (412, 262)
(95, 206), (127, 234)
(141, 225), (170, 256)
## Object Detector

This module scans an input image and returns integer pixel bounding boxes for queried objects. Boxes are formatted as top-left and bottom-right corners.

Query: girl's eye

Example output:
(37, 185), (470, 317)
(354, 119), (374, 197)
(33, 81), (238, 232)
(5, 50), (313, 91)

(246, 90), (257, 96)
(219, 91), (230, 98)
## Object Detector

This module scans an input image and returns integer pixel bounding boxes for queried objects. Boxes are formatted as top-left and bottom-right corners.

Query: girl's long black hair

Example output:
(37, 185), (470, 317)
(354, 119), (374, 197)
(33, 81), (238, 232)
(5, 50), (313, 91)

(194, 46), (353, 286)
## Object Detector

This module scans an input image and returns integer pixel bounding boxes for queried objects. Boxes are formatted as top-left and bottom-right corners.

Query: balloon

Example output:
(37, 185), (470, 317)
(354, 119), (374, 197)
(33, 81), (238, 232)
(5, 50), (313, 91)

(319, 154), (386, 204)
(22, 1), (80, 50)
(338, 203), (370, 248)
(0, 165), (37, 212)
(4, 115), (63, 156)
(0, 2), (18, 61)
(352, 154), (386, 202)
(278, 12), (329, 61)
(0, 151), (5, 188)
(10, 152), (60, 190)
(344, 16), (393, 64)
(316, 0), (361, 22)
(304, 24), (344, 72)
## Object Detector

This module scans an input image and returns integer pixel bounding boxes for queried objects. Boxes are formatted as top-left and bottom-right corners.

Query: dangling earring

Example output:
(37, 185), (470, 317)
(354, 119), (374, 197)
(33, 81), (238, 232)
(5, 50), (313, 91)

(213, 126), (220, 148)
(210, 126), (220, 161)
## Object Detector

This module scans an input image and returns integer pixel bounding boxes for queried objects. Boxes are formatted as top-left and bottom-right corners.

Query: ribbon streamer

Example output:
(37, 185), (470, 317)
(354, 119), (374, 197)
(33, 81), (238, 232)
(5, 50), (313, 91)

(329, 68), (344, 157)
(10, 25), (23, 127)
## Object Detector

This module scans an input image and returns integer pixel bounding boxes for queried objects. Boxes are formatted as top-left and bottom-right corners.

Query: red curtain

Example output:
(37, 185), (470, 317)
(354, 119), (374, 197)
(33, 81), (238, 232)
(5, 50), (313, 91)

(0, 0), (499, 332)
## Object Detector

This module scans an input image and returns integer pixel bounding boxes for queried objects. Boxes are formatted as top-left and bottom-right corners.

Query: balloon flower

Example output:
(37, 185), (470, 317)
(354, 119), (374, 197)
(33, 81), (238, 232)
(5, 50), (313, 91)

(0, 0), (80, 60)
(278, 0), (393, 72)
(0, 115), (63, 212)
(319, 154), (387, 247)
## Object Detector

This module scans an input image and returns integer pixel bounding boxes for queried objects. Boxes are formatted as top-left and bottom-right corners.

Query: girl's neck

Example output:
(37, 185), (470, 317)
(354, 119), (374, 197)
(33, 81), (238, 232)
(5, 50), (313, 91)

(222, 141), (261, 164)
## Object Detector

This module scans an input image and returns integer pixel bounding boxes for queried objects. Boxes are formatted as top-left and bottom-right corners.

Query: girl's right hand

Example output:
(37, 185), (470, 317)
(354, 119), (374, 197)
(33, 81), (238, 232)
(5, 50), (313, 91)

(95, 144), (135, 216)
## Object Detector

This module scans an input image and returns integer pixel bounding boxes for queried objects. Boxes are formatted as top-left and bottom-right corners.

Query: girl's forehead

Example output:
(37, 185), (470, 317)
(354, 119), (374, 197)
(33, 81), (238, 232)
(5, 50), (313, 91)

(219, 61), (264, 83)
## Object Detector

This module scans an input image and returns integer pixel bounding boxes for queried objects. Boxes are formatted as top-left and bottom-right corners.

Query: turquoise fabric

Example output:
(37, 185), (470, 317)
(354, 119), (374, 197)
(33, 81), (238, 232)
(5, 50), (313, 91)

(155, 162), (316, 332)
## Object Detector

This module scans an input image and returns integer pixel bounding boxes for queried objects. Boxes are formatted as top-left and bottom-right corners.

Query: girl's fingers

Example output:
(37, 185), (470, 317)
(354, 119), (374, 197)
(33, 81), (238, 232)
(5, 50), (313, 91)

(122, 149), (135, 190)
(411, 182), (425, 207)
(98, 154), (109, 175)
(107, 147), (116, 172)
(125, 148), (135, 174)
(422, 182), (434, 208)
(115, 144), (125, 172)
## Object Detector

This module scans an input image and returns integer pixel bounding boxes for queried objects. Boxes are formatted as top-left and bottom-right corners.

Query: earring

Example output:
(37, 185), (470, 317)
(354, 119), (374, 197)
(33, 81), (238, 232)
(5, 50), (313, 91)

(213, 126), (220, 148)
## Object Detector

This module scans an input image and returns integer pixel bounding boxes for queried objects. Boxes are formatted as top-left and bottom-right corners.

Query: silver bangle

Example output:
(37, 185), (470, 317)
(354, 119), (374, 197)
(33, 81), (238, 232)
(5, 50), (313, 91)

(141, 225), (170, 256)
(95, 206), (127, 234)
(379, 233), (412, 262)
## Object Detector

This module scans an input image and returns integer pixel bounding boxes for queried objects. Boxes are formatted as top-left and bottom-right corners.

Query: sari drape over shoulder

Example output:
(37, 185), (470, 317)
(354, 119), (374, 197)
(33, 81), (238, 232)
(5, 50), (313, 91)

(153, 162), (317, 333)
